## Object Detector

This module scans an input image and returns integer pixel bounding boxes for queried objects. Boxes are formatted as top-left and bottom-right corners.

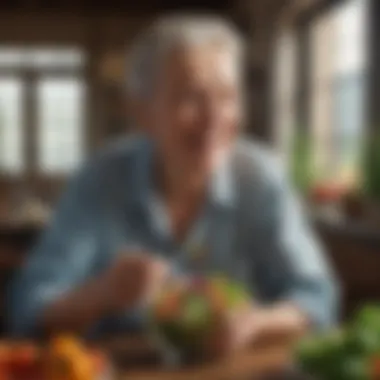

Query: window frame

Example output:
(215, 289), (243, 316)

(291, 0), (372, 186)
(294, 0), (354, 136)
(34, 73), (86, 176)
(0, 48), (87, 184)
(0, 75), (26, 179)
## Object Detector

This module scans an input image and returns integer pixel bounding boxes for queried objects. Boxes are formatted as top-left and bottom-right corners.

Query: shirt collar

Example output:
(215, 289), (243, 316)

(209, 154), (236, 209)
(134, 138), (237, 210)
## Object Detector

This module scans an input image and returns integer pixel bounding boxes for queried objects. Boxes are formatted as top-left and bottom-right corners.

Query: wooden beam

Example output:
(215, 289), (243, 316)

(0, 0), (230, 14)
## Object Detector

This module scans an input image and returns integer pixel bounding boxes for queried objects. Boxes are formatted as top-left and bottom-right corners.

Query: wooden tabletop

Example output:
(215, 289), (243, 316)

(102, 334), (298, 380)
(118, 348), (292, 380)
(0, 334), (299, 380)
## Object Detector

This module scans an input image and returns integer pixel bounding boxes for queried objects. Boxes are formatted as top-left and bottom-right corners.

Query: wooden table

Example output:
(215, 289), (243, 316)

(0, 335), (300, 380)
(102, 335), (298, 380)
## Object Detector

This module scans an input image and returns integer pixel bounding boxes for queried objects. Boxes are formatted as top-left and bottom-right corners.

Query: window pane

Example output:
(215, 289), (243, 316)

(332, 0), (368, 185)
(30, 48), (85, 69)
(333, 0), (368, 75)
(0, 78), (24, 174)
(37, 78), (85, 174)
(0, 49), (28, 67)
(0, 47), (85, 69)
(310, 0), (367, 187)
(332, 74), (366, 184)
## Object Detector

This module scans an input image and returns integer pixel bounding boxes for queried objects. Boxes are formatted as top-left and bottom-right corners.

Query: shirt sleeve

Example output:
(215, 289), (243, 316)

(6, 165), (102, 337)
(252, 164), (341, 330)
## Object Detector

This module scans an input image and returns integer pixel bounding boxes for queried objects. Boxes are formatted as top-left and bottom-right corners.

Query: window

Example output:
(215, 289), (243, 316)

(0, 78), (24, 174)
(37, 78), (85, 174)
(0, 47), (86, 177)
(310, 0), (368, 187)
(273, 0), (368, 191)
(0, 47), (84, 69)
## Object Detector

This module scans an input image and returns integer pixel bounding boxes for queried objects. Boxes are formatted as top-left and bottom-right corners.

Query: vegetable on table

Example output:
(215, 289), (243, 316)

(296, 304), (380, 380)
(150, 275), (252, 356)
(0, 336), (108, 380)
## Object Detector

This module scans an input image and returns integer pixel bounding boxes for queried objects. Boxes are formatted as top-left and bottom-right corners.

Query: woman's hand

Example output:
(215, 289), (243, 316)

(41, 250), (172, 334)
(203, 303), (309, 359)
(203, 306), (258, 359)
(99, 251), (172, 313)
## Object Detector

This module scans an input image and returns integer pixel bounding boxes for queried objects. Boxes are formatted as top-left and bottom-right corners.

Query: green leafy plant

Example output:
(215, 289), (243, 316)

(362, 133), (380, 200)
(150, 276), (251, 358)
(296, 304), (380, 380)
(290, 131), (315, 194)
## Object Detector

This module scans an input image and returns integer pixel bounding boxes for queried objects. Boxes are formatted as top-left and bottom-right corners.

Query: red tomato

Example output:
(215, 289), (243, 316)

(0, 345), (12, 373)
(0, 371), (10, 380)
(89, 350), (108, 373)
(8, 344), (41, 380)
(207, 284), (227, 314)
(154, 293), (181, 321)
(370, 357), (380, 379)
(311, 183), (345, 204)
(189, 277), (208, 292)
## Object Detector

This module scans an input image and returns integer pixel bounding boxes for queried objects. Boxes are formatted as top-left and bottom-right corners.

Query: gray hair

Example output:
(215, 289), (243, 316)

(127, 14), (244, 99)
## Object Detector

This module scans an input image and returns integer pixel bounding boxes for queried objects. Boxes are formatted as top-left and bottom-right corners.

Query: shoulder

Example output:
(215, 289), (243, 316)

(232, 139), (287, 191)
(68, 134), (149, 194)
(232, 140), (298, 227)
(91, 134), (148, 172)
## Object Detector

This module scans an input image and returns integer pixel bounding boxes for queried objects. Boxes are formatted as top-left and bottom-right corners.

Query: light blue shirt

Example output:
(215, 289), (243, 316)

(7, 136), (340, 337)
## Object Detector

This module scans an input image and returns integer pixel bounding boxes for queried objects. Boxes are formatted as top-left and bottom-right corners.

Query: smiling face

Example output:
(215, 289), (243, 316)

(141, 43), (243, 176)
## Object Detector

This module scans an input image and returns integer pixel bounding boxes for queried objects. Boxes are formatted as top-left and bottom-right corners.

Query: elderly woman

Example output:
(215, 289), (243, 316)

(8, 14), (339, 355)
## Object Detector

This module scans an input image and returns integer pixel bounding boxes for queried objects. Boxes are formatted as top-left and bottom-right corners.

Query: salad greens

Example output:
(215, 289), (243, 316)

(151, 276), (251, 354)
(296, 305), (380, 380)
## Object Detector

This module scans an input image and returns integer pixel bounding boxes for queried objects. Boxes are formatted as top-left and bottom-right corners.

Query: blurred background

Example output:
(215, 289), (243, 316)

(0, 0), (378, 334)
